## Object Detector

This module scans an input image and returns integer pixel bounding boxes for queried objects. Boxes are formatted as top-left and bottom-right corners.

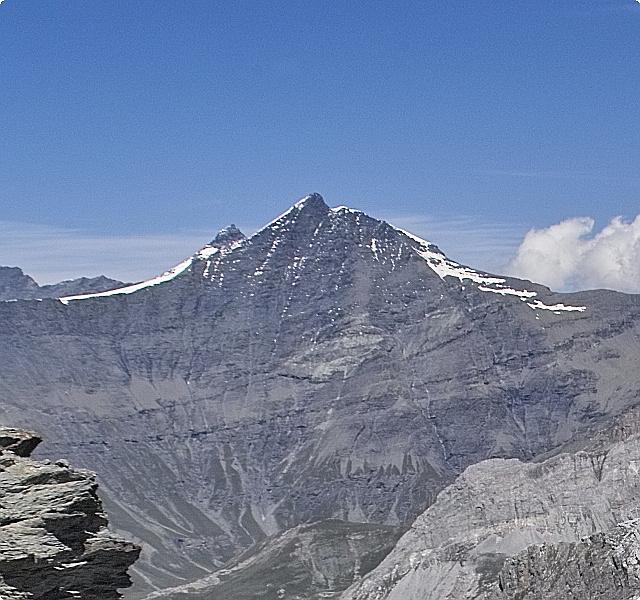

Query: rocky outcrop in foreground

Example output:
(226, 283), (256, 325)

(0, 427), (139, 599)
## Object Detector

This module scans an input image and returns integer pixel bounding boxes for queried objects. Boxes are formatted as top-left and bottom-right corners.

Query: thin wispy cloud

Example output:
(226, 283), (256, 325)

(478, 169), (640, 183)
(2, 215), (527, 287)
(381, 213), (527, 276)
(507, 215), (640, 293)
(0, 221), (221, 285)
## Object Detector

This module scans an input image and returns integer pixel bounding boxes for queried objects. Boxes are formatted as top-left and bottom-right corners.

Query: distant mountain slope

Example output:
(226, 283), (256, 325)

(339, 407), (640, 600)
(0, 195), (639, 598)
(0, 266), (127, 301)
(0, 267), (39, 300)
(138, 520), (403, 600)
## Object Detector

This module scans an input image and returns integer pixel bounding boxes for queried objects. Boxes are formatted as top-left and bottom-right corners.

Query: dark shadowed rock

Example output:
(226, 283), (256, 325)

(0, 427), (41, 457)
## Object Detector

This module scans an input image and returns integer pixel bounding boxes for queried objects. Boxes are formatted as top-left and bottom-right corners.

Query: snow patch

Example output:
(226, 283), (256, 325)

(416, 248), (504, 285)
(330, 206), (362, 215)
(526, 300), (586, 313)
(59, 257), (193, 304)
(395, 226), (587, 314)
(478, 286), (537, 299)
(196, 246), (220, 260)
(253, 235), (283, 277)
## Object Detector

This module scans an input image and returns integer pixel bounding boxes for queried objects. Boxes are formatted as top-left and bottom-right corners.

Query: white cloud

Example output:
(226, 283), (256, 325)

(507, 218), (595, 290)
(579, 216), (640, 292)
(507, 215), (640, 293)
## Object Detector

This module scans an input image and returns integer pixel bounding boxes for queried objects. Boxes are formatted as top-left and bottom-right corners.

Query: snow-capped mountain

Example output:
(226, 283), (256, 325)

(0, 194), (639, 599)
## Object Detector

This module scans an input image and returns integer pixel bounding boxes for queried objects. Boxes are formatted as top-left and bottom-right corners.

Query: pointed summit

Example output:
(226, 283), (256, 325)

(294, 193), (328, 211)
(285, 193), (331, 224)
(0, 266), (39, 301)
(211, 225), (246, 248)
(254, 193), (331, 239)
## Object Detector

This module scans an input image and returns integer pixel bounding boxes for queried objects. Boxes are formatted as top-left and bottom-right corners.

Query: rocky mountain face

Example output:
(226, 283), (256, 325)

(0, 267), (39, 300)
(0, 426), (139, 599)
(0, 194), (639, 598)
(494, 521), (640, 600)
(339, 408), (640, 600)
(0, 266), (126, 301)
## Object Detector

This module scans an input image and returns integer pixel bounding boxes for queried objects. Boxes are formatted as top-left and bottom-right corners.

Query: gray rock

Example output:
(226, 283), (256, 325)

(0, 427), (42, 457)
(138, 520), (403, 600)
(38, 275), (130, 299)
(338, 412), (640, 600)
(0, 427), (140, 599)
(0, 267), (127, 301)
(0, 268), (39, 301)
(491, 519), (640, 600)
(0, 195), (639, 597)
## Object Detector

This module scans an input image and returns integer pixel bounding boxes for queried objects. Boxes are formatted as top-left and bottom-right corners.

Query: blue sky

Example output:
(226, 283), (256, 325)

(1, 0), (639, 289)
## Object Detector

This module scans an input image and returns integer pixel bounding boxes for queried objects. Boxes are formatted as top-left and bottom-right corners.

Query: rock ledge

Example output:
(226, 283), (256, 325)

(0, 426), (140, 599)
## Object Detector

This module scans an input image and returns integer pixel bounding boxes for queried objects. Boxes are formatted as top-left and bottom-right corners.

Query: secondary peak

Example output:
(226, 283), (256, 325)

(211, 225), (246, 247)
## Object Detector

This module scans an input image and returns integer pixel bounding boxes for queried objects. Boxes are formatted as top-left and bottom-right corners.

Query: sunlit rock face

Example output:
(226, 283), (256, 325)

(339, 410), (640, 600)
(0, 427), (139, 599)
(0, 194), (639, 597)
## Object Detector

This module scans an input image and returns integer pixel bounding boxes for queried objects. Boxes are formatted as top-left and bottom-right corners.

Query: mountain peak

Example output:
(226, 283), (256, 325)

(0, 266), (39, 301)
(212, 225), (246, 248)
(294, 193), (328, 211)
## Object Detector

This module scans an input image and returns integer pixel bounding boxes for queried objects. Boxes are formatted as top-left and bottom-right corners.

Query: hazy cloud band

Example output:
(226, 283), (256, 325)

(0, 221), (217, 285)
(3, 214), (640, 294)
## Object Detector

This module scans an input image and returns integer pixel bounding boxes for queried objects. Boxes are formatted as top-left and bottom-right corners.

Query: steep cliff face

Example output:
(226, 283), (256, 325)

(339, 410), (640, 600)
(492, 520), (640, 600)
(0, 195), (639, 597)
(0, 427), (140, 599)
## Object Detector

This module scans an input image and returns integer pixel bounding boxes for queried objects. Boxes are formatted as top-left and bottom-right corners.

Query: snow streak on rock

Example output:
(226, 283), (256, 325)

(58, 195), (586, 315)
(394, 226), (586, 313)
(58, 258), (194, 304)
